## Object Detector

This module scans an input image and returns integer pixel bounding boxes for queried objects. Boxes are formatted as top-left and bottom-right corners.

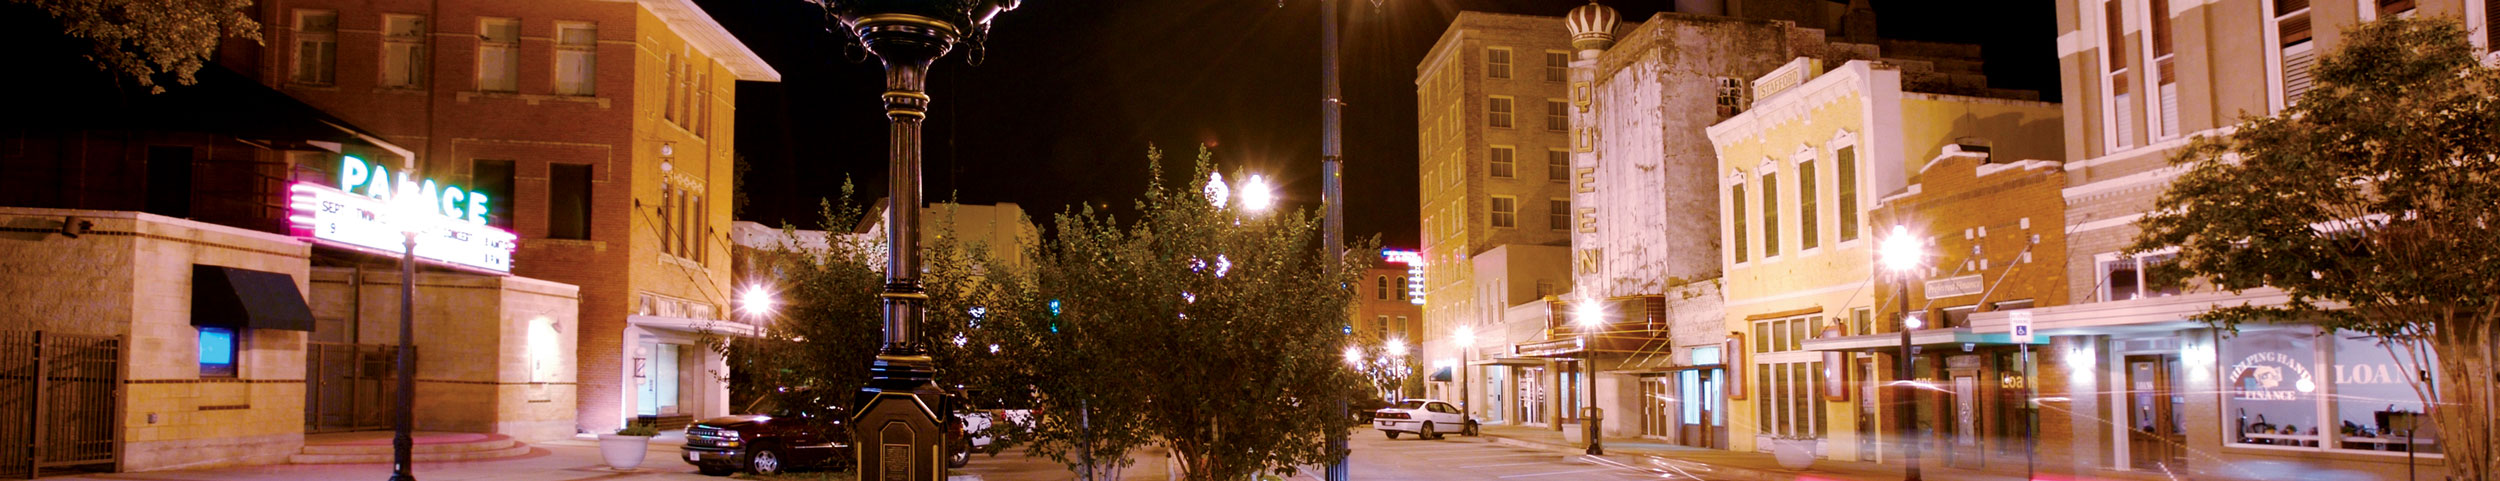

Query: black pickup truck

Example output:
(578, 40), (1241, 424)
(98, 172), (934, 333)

(682, 406), (851, 476)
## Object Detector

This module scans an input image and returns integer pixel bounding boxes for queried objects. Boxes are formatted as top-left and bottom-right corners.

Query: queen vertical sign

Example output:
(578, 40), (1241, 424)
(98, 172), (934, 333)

(288, 156), (518, 273)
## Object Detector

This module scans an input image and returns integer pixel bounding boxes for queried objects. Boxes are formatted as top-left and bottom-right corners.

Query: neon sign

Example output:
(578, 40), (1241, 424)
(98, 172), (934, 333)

(288, 156), (518, 273)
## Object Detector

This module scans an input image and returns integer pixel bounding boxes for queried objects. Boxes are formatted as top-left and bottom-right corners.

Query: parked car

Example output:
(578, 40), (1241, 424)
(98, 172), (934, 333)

(1352, 395), (1393, 423)
(1373, 399), (1474, 440)
(947, 387), (1042, 467)
(684, 405), (850, 475)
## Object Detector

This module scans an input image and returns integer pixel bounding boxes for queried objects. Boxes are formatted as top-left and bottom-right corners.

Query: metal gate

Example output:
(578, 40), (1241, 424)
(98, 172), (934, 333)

(0, 331), (123, 479)
(304, 343), (406, 433)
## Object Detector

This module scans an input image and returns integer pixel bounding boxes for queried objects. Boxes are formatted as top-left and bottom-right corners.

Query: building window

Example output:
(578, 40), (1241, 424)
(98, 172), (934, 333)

(665, 54), (682, 124)
(1851, 307), (1873, 336)
(478, 17), (521, 92)
(2275, 0), (2317, 107)
(1716, 77), (1746, 116)
(1798, 157), (1818, 250)
(555, 22), (597, 96)
(1490, 196), (1516, 228)
(1488, 96), (1514, 129)
(1396, 277), (1408, 301)
(1377, 276), (1389, 300)
(1548, 149), (1569, 182)
(549, 163), (592, 240)
(1762, 170), (1781, 257)
(1751, 315), (1827, 439)
(292, 10), (337, 85)
(2104, 0), (2136, 149)
(1486, 47), (1512, 79)
(198, 327), (238, 378)
(1545, 99), (1568, 132)
(380, 15), (425, 88)
(1395, 316), (1409, 339)
(2150, 0), (2179, 138)
(1375, 316), (1389, 337)
(1731, 181), (1748, 263)
(2100, 252), (2182, 301)
(692, 69), (710, 137)
(2220, 327), (2441, 455)
(1490, 146), (1515, 178)
(1545, 51), (1569, 82)
(472, 160), (516, 229)
(1836, 146), (1859, 242)
(1548, 199), (1569, 230)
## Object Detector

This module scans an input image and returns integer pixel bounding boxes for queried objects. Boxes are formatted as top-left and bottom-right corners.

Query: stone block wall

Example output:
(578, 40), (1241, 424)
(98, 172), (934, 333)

(309, 268), (579, 442)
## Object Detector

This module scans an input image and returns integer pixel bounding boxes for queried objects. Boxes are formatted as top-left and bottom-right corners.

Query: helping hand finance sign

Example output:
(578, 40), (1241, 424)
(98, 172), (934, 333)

(288, 156), (518, 273)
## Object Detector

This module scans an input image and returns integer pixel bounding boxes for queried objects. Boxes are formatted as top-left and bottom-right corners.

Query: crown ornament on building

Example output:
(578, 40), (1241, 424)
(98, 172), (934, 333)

(813, 0), (1023, 65)
(1565, 1), (1619, 54)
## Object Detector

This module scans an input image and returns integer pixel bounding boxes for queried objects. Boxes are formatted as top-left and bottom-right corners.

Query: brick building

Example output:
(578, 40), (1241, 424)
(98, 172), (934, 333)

(1986, 0), (2484, 479)
(228, 0), (778, 433)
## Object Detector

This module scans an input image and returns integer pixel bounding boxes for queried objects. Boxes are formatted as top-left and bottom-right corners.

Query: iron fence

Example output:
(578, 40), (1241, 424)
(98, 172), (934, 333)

(0, 330), (122, 479)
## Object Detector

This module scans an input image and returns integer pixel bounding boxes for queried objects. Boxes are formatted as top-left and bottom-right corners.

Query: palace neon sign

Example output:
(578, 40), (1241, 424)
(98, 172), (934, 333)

(288, 156), (517, 273)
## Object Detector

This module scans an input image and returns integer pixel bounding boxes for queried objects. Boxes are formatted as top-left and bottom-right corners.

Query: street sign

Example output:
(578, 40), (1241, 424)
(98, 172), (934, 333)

(2009, 310), (2034, 343)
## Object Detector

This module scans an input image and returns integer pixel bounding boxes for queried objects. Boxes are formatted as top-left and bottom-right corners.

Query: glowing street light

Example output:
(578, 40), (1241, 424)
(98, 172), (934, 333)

(1569, 296), (1605, 455)
(1574, 297), (1605, 330)
(739, 284), (777, 317)
(1385, 338), (1408, 358)
(1345, 346), (1364, 367)
(1880, 224), (1924, 274)
(1240, 174), (1274, 212)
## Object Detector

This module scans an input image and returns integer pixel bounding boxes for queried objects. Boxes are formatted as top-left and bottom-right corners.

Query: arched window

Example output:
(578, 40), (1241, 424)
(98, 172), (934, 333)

(1376, 276), (1389, 300)
(1395, 277), (1409, 300)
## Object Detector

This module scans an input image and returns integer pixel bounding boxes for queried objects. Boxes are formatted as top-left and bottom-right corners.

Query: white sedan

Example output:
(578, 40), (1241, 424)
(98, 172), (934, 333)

(1373, 399), (1473, 440)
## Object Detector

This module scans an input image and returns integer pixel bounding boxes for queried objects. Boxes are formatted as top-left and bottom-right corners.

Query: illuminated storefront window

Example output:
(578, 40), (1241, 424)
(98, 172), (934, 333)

(2224, 326), (2442, 455)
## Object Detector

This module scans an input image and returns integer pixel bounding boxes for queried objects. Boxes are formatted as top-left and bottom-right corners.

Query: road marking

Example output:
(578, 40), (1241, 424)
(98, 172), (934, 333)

(1497, 467), (1618, 478)
(1459, 461), (1558, 468)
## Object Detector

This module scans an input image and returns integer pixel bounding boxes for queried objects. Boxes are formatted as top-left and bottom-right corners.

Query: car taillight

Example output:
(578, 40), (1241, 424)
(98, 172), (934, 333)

(1376, 411), (1407, 420)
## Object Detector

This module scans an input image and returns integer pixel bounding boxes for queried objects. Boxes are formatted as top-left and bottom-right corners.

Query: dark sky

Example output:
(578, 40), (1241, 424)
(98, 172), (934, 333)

(702, 0), (2057, 249)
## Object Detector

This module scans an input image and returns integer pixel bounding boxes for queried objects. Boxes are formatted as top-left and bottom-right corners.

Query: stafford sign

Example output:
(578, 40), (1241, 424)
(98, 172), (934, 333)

(288, 156), (518, 273)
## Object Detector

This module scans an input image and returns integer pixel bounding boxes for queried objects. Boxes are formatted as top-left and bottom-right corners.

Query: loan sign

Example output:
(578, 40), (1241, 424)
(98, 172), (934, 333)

(288, 156), (517, 273)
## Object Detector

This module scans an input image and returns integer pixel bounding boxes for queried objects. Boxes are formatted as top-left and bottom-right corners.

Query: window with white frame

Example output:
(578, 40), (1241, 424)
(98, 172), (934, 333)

(1835, 144), (1860, 242)
(1797, 152), (1818, 250)
(478, 18), (521, 92)
(2099, 251), (2182, 301)
(1762, 168), (1781, 257)
(1490, 146), (1516, 178)
(1490, 196), (1517, 228)
(555, 22), (597, 96)
(1731, 179), (1749, 263)
(2148, 0), (2179, 138)
(2223, 326), (2445, 455)
(2274, 0), (2316, 107)
(1486, 47), (1513, 79)
(1488, 96), (1515, 129)
(380, 15), (425, 88)
(292, 10), (337, 85)
(1751, 315), (1827, 439)
(2103, 0), (2136, 150)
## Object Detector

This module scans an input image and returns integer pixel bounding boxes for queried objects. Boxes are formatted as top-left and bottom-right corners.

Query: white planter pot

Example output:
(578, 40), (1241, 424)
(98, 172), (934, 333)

(1770, 439), (1815, 470)
(598, 434), (652, 470)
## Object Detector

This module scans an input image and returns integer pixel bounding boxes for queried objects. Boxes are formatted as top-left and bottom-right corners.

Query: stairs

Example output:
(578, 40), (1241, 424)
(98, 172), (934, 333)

(290, 432), (535, 464)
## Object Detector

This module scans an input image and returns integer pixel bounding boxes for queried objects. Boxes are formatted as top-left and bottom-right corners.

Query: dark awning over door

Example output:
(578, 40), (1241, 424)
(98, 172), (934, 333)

(192, 265), (315, 331)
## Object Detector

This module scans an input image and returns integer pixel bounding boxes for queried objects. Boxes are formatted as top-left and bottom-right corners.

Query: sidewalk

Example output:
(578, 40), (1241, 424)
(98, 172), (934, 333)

(1476, 425), (2035, 481)
(47, 436), (720, 481)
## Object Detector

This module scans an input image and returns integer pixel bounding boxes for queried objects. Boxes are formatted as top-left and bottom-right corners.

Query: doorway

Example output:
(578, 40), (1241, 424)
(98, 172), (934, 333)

(2126, 354), (2186, 471)
(1858, 358), (1880, 461)
(1522, 367), (1546, 426)
(1948, 371), (1981, 468)
(636, 342), (680, 416)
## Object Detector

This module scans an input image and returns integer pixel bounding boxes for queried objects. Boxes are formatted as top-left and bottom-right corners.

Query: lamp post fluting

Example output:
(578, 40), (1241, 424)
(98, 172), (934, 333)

(1316, 0), (1349, 478)
(817, 2), (1022, 479)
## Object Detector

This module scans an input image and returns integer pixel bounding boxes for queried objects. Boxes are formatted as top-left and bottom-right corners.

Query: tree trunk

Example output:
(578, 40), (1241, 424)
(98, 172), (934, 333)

(2432, 318), (2496, 481)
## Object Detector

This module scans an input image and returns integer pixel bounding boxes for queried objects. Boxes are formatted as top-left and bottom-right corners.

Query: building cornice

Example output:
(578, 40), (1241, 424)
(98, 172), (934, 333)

(638, 0), (780, 82)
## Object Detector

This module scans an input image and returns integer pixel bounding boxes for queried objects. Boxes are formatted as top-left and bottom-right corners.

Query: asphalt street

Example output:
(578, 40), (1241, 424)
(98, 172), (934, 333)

(948, 432), (1731, 481)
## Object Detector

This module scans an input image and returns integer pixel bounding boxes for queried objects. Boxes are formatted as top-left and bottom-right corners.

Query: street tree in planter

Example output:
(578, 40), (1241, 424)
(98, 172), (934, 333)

(2131, 16), (2498, 481)
(981, 147), (1370, 481)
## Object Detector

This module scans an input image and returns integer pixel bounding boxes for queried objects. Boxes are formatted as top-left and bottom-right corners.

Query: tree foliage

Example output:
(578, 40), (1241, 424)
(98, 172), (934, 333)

(2131, 16), (2500, 480)
(13, 0), (261, 93)
(971, 146), (1371, 481)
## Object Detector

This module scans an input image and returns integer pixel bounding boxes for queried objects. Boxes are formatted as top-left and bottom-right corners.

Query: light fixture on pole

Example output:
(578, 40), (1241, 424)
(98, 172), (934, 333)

(1345, 345), (1364, 368)
(384, 178), (437, 481)
(1879, 224), (1925, 481)
(1572, 297), (1603, 455)
(739, 284), (776, 318)
(1240, 174), (1274, 213)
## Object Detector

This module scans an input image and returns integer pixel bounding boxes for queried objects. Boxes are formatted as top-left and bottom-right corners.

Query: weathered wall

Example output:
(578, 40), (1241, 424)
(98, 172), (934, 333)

(309, 268), (579, 442)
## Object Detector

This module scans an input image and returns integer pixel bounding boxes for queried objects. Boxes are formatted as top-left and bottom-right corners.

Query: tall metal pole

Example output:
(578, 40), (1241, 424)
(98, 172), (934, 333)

(1460, 347), (1470, 433)
(1583, 354), (1601, 455)
(1319, 0), (1349, 479)
(390, 232), (417, 481)
(1896, 279), (1921, 481)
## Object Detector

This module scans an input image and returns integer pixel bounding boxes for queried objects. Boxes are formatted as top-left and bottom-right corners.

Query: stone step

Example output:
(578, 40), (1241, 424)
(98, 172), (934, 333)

(289, 443), (534, 464)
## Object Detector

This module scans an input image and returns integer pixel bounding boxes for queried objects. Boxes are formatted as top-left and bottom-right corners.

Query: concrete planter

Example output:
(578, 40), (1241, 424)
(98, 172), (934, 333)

(598, 434), (652, 470)
(1770, 438), (1815, 470)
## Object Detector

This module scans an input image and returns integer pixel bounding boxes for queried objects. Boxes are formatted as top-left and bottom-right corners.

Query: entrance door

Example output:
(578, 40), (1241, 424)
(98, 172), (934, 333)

(1523, 368), (1546, 425)
(636, 342), (680, 416)
(2127, 355), (2187, 471)
(306, 342), (399, 433)
(1858, 359), (1879, 461)
(1949, 372), (1982, 467)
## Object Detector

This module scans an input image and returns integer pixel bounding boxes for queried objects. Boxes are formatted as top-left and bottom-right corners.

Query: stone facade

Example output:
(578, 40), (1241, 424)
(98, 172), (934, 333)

(306, 269), (580, 442)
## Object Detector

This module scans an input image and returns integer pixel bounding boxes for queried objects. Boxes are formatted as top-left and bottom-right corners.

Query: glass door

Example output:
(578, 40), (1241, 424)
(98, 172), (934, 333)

(2127, 354), (2186, 471)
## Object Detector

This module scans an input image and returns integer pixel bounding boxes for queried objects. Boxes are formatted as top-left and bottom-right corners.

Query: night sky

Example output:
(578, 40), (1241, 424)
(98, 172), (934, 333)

(701, 0), (2057, 249)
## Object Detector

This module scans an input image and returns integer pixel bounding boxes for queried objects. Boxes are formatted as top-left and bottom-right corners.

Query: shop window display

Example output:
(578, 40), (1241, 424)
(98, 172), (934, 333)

(2224, 326), (2443, 454)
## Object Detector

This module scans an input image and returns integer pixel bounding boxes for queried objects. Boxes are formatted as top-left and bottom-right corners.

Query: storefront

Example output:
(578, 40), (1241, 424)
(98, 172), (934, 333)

(1631, 345), (1729, 449)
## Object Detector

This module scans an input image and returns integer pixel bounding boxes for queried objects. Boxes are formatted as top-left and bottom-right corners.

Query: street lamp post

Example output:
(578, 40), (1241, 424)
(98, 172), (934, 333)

(815, 2), (1024, 480)
(1455, 325), (1474, 434)
(385, 183), (434, 481)
(1880, 225), (1924, 481)
(1572, 299), (1603, 455)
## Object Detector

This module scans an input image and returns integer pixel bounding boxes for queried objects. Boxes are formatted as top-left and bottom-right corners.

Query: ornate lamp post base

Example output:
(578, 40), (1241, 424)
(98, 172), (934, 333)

(817, 2), (1021, 480)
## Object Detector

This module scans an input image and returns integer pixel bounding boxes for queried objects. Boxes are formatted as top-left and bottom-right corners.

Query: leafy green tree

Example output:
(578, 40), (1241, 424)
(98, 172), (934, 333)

(12, 0), (261, 93)
(2132, 16), (2498, 480)
(977, 146), (1370, 481)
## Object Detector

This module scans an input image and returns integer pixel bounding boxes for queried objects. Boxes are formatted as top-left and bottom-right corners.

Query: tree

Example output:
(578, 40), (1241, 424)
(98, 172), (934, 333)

(2131, 16), (2498, 480)
(12, 0), (261, 93)
(1349, 338), (1415, 402)
(979, 146), (1370, 481)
